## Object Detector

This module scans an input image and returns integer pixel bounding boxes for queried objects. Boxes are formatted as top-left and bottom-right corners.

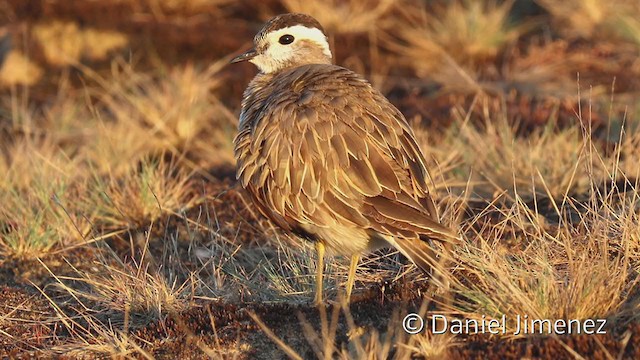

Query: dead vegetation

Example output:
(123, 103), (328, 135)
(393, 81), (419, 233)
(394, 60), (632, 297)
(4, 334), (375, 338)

(1, 0), (640, 358)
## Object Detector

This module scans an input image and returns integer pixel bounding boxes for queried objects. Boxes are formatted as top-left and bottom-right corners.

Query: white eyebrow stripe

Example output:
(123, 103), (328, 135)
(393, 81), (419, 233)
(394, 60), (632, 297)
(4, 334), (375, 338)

(269, 25), (332, 59)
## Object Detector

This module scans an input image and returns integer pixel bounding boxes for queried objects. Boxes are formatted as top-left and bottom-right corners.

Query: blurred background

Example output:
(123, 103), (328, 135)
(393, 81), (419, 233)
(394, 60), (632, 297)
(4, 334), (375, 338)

(2, 0), (639, 124)
(1, 0), (638, 203)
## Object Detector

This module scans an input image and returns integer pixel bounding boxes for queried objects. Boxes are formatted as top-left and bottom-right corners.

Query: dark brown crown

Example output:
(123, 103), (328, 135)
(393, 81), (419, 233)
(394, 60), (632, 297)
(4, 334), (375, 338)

(255, 13), (325, 43)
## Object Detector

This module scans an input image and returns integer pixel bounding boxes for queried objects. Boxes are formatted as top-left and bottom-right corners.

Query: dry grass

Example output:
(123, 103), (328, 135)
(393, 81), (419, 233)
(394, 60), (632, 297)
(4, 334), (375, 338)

(403, 332), (456, 358)
(500, 41), (578, 99)
(125, 0), (232, 17)
(281, 0), (398, 34)
(0, 138), (88, 258)
(389, 0), (529, 93)
(447, 116), (590, 198)
(52, 252), (191, 323)
(1, 0), (640, 358)
(417, 99), (640, 338)
(32, 21), (128, 66)
(0, 59), (232, 259)
(85, 60), (235, 175)
(537, 0), (640, 42)
(84, 157), (199, 228)
(0, 51), (42, 86)
(456, 199), (640, 334)
(251, 302), (426, 360)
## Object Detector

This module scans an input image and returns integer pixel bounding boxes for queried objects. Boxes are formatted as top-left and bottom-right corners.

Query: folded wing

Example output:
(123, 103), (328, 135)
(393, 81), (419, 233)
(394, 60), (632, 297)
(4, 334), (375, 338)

(235, 65), (458, 254)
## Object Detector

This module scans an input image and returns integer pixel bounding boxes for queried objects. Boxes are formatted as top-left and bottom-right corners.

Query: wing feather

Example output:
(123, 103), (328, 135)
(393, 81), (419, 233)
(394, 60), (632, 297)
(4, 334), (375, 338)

(234, 64), (458, 250)
(345, 156), (381, 196)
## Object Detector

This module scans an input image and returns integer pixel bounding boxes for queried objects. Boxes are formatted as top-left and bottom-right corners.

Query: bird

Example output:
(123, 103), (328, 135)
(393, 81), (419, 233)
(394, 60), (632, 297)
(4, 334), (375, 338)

(231, 13), (458, 304)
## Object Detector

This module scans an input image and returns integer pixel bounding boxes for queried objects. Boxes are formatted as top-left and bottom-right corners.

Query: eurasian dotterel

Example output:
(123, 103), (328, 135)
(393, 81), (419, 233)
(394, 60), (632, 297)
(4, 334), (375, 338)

(231, 13), (459, 304)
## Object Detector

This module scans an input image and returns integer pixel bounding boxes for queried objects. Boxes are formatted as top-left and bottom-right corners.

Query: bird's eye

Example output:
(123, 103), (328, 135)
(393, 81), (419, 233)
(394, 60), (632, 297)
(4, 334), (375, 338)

(279, 34), (295, 45)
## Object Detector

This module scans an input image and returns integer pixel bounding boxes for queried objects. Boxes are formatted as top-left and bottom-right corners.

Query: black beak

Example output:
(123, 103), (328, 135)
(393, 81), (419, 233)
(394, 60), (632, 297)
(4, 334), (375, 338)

(230, 48), (257, 64)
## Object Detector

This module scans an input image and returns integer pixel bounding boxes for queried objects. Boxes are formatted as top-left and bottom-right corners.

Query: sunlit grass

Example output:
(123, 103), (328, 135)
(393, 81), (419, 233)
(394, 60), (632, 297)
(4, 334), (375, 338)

(537, 0), (640, 42)
(390, 0), (529, 93)
(0, 51), (43, 86)
(84, 157), (200, 229)
(0, 138), (89, 258)
(0, 60), (231, 258)
(454, 188), (640, 336)
(32, 21), (128, 66)
(451, 117), (589, 198)
(1, 1), (640, 357)
(281, 0), (398, 34)
(127, 0), (232, 16)
(86, 61), (235, 175)
(61, 259), (191, 322)
(403, 332), (456, 358)
(419, 105), (640, 338)
(38, 249), (191, 358)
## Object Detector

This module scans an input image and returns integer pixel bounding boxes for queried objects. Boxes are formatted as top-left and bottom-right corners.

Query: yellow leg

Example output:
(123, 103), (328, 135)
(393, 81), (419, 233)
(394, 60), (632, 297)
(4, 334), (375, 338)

(345, 254), (359, 302)
(315, 241), (325, 305)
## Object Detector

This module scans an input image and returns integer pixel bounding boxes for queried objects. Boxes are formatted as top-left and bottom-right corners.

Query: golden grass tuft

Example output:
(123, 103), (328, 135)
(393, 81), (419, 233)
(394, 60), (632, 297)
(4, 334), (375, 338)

(537, 0), (640, 42)
(454, 187), (640, 335)
(0, 59), (232, 258)
(37, 251), (189, 358)
(0, 138), (89, 258)
(85, 61), (235, 175)
(0, 51), (43, 86)
(401, 89), (640, 341)
(32, 21), (128, 66)
(281, 0), (398, 34)
(65, 260), (190, 321)
(53, 323), (153, 359)
(127, 0), (232, 17)
(418, 102), (640, 337)
(453, 118), (590, 198)
(402, 332), (456, 358)
(390, 0), (528, 92)
(84, 157), (199, 228)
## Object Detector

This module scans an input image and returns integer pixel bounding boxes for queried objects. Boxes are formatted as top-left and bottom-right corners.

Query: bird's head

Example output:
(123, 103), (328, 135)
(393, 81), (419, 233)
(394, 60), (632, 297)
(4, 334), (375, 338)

(230, 13), (332, 74)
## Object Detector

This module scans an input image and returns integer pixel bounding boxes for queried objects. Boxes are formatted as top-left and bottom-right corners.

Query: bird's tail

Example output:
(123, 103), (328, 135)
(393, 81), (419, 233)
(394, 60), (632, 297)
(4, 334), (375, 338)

(392, 236), (457, 290)
(395, 238), (437, 272)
